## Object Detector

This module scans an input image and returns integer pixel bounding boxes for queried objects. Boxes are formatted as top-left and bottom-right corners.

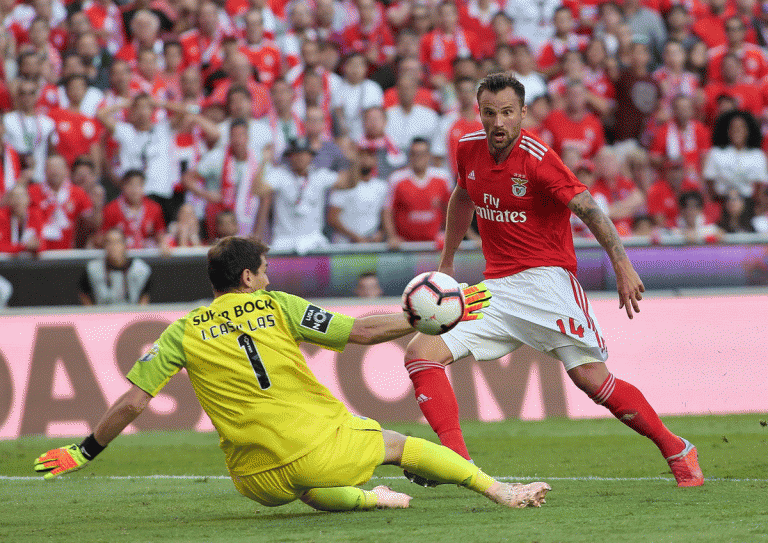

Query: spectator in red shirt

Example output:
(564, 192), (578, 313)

(653, 40), (700, 119)
(338, 0), (396, 68)
(0, 184), (45, 254)
(382, 57), (440, 112)
(692, 0), (734, 49)
(208, 51), (272, 119)
(419, 1), (480, 89)
(708, 15), (768, 83)
(80, 0), (125, 56)
(436, 76), (483, 177)
(647, 158), (704, 228)
(702, 52), (763, 123)
(240, 8), (283, 88)
(592, 147), (647, 236)
(541, 79), (606, 162)
(383, 137), (451, 248)
(179, 0), (228, 72)
(548, 49), (612, 118)
(648, 94), (710, 179)
(538, 5), (589, 79)
(102, 169), (167, 250)
(48, 74), (103, 170)
(28, 154), (94, 250)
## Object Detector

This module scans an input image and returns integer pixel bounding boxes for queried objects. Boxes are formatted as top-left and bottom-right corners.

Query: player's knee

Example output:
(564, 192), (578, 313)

(404, 334), (453, 366)
(566, 361), (609, 395)
(381, 429), (407, 465)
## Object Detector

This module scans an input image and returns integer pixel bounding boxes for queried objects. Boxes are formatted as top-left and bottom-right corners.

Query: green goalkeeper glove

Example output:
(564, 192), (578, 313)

(34, 444), (91, 480)
(460, 282), (492, 321)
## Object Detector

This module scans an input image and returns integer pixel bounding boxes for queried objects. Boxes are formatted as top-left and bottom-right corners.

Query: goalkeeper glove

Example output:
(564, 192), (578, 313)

(34, 434), (105, 480)
(460, 282), (492, 321)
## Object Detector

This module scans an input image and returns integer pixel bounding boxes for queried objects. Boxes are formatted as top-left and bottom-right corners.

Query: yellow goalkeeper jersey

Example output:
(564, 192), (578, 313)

(126, 290), (354, 476)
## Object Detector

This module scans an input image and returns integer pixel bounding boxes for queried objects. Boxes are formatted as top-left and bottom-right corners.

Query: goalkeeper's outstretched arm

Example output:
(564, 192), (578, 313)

(34, 385), (152, 479)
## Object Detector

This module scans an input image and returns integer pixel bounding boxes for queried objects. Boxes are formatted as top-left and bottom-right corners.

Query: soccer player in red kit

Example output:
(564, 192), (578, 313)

(402, 72), (703, 488)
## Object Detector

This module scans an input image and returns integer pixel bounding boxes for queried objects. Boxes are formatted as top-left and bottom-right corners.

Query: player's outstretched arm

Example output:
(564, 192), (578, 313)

(34, 384), (152, 479)
(568, 190), (645, 319)
(348, 313), (415, 345)
(438, 185), (475, 277)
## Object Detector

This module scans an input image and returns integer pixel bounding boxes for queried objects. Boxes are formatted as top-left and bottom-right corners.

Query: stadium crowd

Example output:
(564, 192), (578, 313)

(0, 0), (767, 256)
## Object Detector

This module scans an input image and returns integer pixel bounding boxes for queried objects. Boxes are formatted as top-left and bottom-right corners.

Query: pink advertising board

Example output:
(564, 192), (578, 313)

(1, 294), (766, 439)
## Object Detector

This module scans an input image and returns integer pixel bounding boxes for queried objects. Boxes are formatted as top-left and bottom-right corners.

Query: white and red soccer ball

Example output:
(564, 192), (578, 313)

(401, 272), (465, 335)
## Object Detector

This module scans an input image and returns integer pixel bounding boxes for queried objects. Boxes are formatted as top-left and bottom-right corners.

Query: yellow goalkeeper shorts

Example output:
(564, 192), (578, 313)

(229, 413), (385, 506)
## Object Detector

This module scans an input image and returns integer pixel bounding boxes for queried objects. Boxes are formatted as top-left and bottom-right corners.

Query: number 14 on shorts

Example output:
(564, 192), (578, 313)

(556, 317), (606, 351)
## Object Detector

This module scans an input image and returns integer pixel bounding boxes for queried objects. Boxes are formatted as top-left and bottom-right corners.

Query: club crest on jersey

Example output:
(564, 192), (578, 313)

(511, 177), (528, 197)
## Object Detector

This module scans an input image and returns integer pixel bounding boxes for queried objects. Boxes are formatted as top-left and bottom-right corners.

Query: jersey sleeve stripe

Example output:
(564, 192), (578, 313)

(462, 129), (485, 138)
(519, 142), (544, 161)
(521, 136), (548, 154)
(459, 135), (487, 142)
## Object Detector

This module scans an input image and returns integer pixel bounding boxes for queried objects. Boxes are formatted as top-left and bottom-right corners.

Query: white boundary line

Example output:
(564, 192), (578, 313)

(2, 475), (767, 482)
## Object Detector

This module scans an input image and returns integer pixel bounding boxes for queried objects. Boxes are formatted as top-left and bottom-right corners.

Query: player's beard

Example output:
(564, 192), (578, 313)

(488, 124), (520, 155)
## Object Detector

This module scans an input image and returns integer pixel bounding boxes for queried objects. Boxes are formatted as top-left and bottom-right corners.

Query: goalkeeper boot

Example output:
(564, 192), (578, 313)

(403, 470), (444, 488)
(666, 437), (704, 487)
(484, 481), (551, 508)
(371, 486), (412, 509)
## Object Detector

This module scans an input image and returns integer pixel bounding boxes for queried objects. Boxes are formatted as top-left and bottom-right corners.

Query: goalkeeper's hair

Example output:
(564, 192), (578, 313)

(207, 236), (270, 293)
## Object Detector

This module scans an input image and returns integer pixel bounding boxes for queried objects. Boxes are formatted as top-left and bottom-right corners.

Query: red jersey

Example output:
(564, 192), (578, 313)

(702, 80), (762, 122)
(383, 86), (440, 112)
(537, 33), (589, 73)
(240, 42), (282, 87)
(0, 144), (21, 200)
(28, 180), (93, 250)
(0, 207), (45, 253)
(648, 120), (710, 175)
(387, 167), (451, 241)
(179, 28), (225, 69)
(206, 79), (271, 119)
(47, 108), (101, 166)
(540, 109), (605, 161)
(646, 177), (702, 228)
(338, 21), (395, 66)
(102, 196), (166, 249)
(419, 27), (480, 81)
(708, 44), (768, 83)
(457, 129), (586, 278)
(591, 175), (638, 236)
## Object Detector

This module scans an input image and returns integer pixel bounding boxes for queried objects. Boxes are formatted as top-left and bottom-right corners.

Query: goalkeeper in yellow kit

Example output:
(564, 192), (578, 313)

(34, 236), (550, 511)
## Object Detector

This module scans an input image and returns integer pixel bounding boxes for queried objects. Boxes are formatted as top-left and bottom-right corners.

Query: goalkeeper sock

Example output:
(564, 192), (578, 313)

(302, 487), (378, 511)
(400, 436), (495, 493)
(405, 359), (471, 460)
(591, 373), (685, 458)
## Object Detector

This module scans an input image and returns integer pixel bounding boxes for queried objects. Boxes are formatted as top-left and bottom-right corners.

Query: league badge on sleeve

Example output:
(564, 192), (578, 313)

(139, 344), (159, 362)
(301, 305), (333, 333)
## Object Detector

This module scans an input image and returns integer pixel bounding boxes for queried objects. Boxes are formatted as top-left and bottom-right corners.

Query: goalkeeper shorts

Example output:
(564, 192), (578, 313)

(229, 413), (385, 506)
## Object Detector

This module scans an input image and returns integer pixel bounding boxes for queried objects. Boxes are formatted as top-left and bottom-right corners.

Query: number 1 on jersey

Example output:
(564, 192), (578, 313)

(237, 333), (271, 389)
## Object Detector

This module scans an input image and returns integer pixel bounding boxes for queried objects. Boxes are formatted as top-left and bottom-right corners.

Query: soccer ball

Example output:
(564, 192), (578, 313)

(401, 272), (465, 335)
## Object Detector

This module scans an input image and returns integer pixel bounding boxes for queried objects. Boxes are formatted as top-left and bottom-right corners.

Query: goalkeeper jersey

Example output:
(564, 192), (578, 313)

(126, 290), (354, 476)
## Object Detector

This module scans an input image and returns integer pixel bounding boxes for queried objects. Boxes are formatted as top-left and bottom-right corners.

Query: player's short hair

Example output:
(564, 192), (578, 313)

(207, 237), (270, 293)
(476, 72), (525, 107)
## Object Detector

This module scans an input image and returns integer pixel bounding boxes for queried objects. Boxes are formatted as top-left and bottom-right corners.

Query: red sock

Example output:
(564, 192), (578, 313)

(405, 359), (471, 460)
(591, 374), (684, 458)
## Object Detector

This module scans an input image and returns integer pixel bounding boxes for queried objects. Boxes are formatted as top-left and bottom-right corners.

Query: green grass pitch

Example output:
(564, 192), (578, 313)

(2, 414), (767, 543)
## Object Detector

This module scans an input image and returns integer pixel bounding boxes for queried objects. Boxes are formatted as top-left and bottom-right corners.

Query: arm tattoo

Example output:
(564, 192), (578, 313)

(569, 191), (628, 263)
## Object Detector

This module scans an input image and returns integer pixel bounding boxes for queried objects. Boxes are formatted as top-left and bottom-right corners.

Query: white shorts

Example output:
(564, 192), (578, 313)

(442, 267), (608, 371)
